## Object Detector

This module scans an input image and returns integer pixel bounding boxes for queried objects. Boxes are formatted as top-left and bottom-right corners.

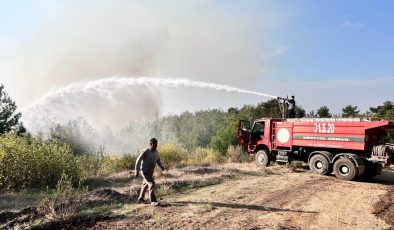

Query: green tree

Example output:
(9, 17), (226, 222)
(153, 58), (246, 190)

(307, 110), (316, 118)
(342, 105), (360, 118)
(369, 101), (394, 120)
(316, 106), (332, 118)
(295, 106), (306, 118)
(0, 84), (23, 134)
(210, 116), (239, 153)
(369, 101), (394, 143)
(259, 99), (282, 118)
(49, 119), (95, 155)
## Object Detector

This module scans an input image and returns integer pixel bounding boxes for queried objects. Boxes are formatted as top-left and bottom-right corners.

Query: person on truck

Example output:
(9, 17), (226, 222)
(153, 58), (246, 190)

(287, 96), (296, 118)
(277, 97), (287, 118)
(135, 138), (165, 206)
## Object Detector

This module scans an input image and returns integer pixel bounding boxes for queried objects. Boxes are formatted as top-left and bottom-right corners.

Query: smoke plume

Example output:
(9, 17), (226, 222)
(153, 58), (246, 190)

(1, 1), (277, 108)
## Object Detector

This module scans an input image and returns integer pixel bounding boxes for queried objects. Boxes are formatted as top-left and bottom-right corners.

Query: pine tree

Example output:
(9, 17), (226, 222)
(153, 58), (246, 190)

(316, 106), (332, 118)
(0, 84), (22, 134)
(342, 105), (360, 118)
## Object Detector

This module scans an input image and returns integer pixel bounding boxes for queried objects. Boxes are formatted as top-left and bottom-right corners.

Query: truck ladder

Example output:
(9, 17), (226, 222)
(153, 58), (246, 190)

(271, 122), (277, 149)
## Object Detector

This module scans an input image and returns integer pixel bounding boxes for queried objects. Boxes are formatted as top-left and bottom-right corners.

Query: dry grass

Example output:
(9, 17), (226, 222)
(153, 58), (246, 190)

(38, 174), (83, 222)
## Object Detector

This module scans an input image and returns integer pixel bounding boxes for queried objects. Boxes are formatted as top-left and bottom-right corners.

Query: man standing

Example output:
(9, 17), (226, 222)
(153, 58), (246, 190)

(287, 96), (296, 118)
(135, 138), (165, 206)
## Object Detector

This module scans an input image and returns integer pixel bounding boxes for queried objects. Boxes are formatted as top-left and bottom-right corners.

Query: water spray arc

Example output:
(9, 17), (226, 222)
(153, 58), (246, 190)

(135, 77), (278, 99)
(21, 77), (277, 134)
(52, 77), (276, 99)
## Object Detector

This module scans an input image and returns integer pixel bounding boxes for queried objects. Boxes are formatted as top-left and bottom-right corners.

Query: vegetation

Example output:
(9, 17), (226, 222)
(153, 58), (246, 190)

(316, 106), (332, 118)
(342, 105), (360, 118)
(157, 143), (188, 168)
(49, 120), (95, 155)
(0, 134), (138, 192)
(0, 134), (80, 191)
(39, 173), (84, 222)
(0, 84), (25, 135)
(369, 101), (394, 142)
(370, 101), (394, 120)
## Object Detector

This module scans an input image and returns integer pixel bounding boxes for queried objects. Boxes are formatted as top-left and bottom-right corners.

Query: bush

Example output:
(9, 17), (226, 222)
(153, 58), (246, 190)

(226, 145), (253, 163)
(77, 149), (137, 177)
(0, 133), (141, 191)
(119, 154), (137, 171)
(0, 134), (80, 191)
(99, 154), (137, 175)
(39, 173), (83, 222)
(158, 143), (187, 168)
(188, 147), (224, 166)
(76, 152), (104, 179)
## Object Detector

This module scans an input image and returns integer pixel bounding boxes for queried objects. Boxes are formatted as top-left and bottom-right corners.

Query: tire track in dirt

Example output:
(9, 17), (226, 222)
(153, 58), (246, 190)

(213, 175), (332, 230)
(248, 176), (334, 229)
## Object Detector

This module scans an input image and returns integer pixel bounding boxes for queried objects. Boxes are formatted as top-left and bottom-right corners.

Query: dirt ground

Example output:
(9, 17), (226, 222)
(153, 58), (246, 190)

(88, 164), (394, 230)
(1, 164), (394, 230)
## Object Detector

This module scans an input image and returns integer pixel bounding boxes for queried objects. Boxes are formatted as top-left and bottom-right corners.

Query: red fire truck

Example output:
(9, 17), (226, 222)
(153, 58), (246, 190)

(237, 118), (394, 180)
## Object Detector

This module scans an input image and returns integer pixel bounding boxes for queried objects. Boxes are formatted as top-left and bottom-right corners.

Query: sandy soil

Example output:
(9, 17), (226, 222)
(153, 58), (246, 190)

(87, 164), (394, 230)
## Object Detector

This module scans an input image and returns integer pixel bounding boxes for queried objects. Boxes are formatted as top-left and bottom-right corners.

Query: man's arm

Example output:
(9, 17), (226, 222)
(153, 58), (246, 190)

(135, 149), (147, 177)
(156, 152), (165, 170)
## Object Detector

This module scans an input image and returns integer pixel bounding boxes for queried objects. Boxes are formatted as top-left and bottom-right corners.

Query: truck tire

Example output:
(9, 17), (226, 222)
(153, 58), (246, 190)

(309, 154), (332, 175)
(256, 150), (270, 167)
(333, 158), (358, 181)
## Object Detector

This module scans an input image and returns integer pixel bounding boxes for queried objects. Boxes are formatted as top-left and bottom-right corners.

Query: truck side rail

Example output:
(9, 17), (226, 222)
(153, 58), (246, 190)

(285, 117), (385, 122)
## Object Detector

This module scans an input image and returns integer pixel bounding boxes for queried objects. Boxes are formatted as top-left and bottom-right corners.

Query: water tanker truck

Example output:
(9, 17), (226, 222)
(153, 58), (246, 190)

(237, 117), (394, 180)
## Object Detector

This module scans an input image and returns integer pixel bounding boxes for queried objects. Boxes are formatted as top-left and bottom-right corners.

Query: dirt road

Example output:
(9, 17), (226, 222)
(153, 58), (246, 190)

(87, 164), (394, 230)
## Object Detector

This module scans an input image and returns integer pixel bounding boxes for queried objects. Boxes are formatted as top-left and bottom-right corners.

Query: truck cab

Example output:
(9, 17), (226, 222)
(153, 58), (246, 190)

(237, 118), (282, 154)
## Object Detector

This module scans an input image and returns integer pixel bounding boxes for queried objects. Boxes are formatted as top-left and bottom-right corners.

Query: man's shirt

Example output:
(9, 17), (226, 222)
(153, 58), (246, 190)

(135, 148), (164, 174)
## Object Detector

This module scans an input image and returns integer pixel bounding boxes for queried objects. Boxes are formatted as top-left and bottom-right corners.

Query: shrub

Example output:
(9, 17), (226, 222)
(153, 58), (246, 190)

(0, 134), (144, 191)
(77, 150), (137, 177)
(99, 154), (137, 175)
(158, 143), (188, 168)
(76, 153), (104, 179)
(0, 134), (80, 191)
(188, 147), (224, 166)
(119, 153), (137, 171)
(39, 173), (83, 222)
(226, 145), (253, 163)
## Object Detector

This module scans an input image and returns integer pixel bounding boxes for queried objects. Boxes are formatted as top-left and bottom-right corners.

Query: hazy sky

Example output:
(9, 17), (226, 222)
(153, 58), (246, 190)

(1, 0), (393, 123)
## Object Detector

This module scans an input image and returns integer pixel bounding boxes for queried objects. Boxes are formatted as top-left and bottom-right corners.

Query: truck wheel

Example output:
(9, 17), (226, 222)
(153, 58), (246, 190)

(309, 154), (331, 175)
(256, 150), (270, 167)
(333, 158), (358, 181)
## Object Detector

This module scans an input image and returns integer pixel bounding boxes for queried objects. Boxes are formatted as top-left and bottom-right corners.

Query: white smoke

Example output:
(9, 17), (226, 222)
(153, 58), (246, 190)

(0, 1), (286, 109)
(22, 76), (277, 133)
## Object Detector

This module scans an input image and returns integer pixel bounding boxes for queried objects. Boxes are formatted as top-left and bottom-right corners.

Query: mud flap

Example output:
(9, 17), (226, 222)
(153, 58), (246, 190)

(376, 163), (383, 175)
(355, 158), (366, 176)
